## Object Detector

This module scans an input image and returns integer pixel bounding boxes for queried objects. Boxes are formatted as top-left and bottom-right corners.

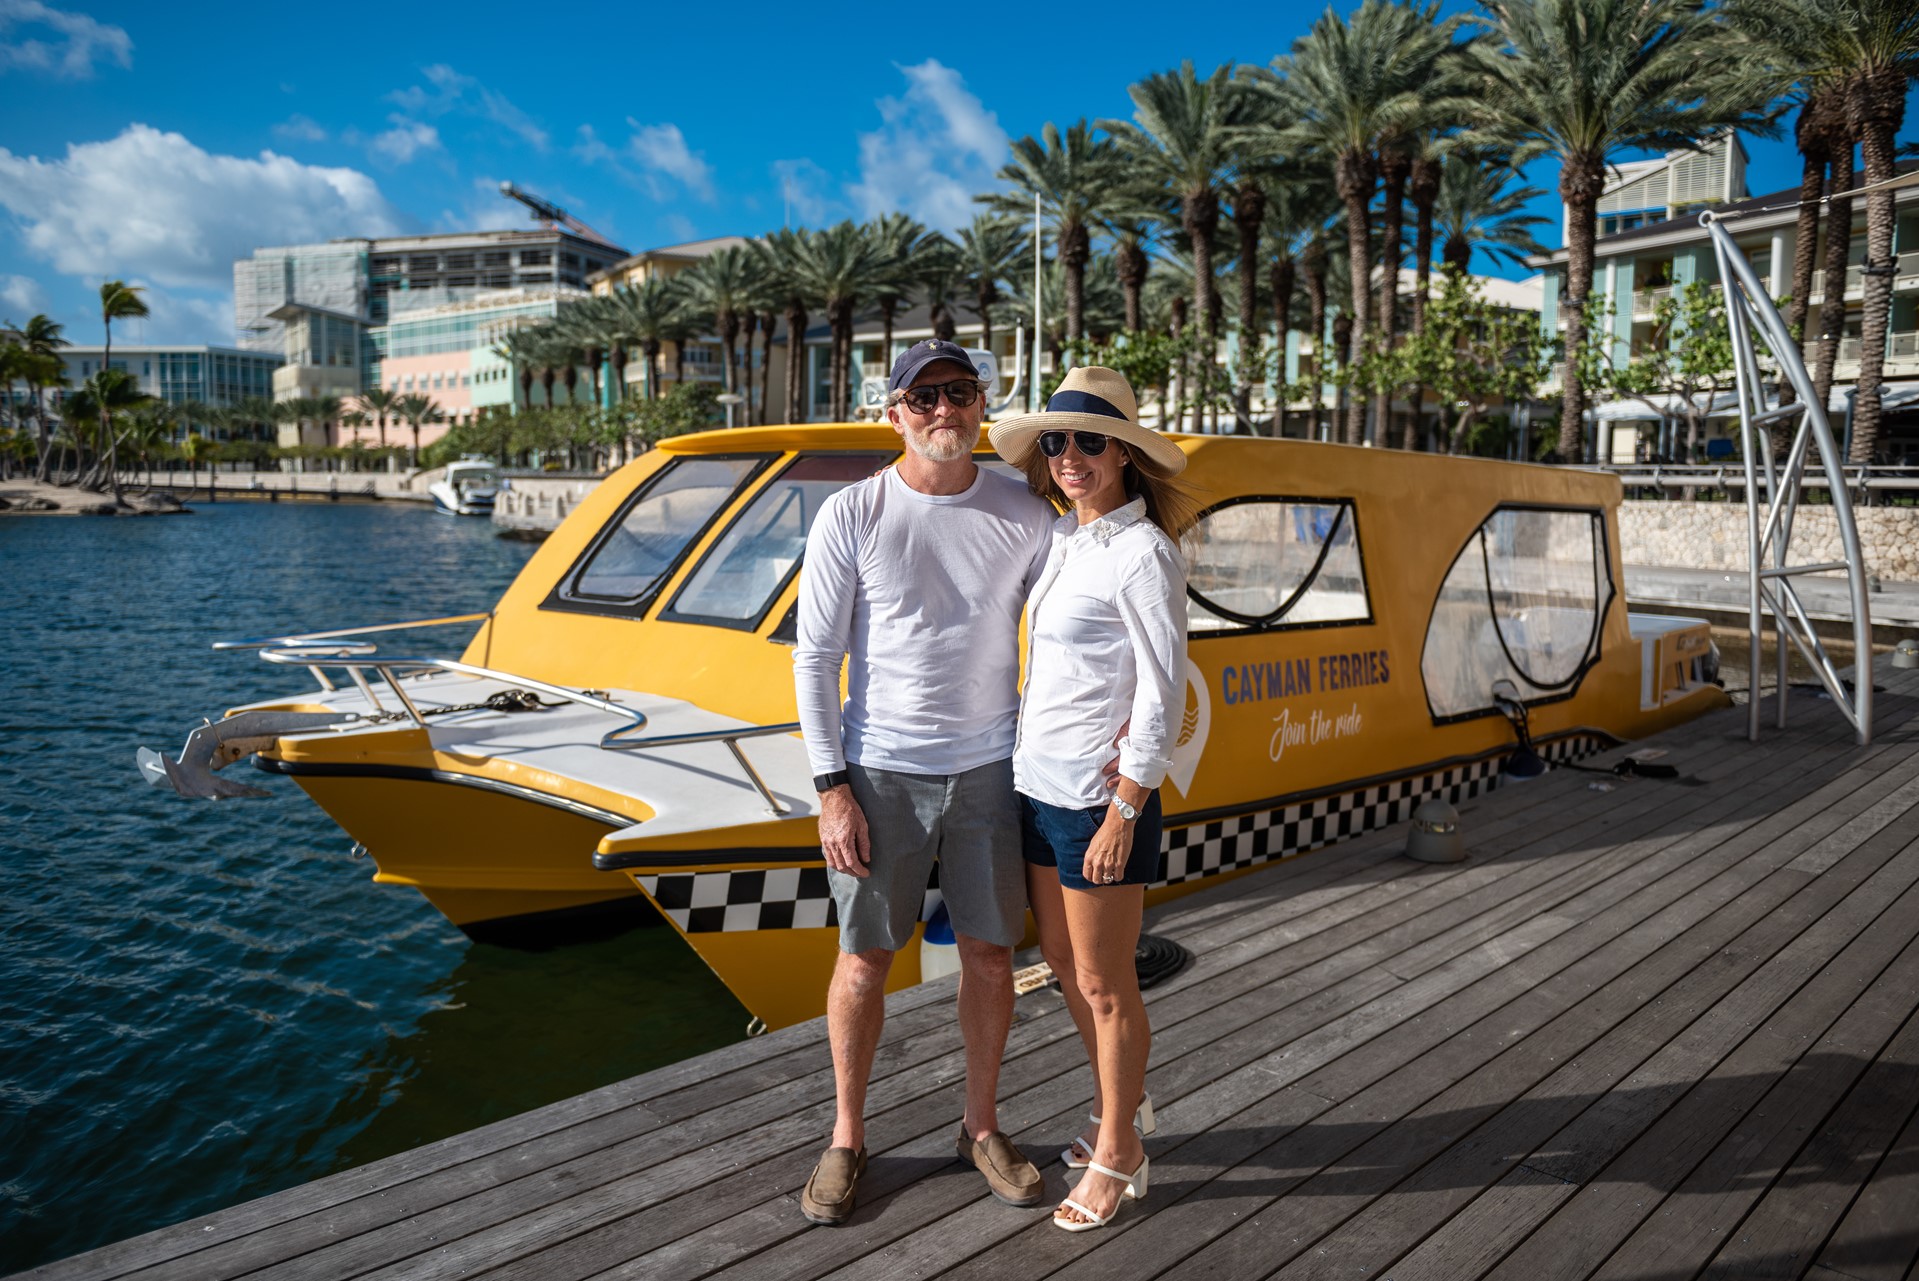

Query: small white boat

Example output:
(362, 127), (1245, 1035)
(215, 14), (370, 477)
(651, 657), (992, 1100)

(429, 459), (500, 516)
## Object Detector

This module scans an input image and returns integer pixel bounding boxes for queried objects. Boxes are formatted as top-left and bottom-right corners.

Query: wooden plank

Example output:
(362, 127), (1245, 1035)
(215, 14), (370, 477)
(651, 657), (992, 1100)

(762, 712), (1919, 1281)
(1396, 880), (1919, 1280)
(1812, 1060), (1919, 1281)
(1250, 817), (1919, 1281)
(1016, 744), (1919, 1281)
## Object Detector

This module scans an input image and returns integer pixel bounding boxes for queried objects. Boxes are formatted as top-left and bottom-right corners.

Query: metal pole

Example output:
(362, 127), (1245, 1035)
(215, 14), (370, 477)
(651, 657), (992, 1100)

(1033, 194), (1043, 412)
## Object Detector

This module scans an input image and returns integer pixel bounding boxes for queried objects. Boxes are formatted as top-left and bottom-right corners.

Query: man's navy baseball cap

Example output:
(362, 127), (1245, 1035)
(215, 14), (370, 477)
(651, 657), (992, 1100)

(888, 338), (982, 393)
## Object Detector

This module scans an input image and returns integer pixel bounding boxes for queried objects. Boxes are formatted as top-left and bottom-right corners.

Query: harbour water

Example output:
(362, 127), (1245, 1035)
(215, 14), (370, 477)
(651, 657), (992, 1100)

(0, 502), (747, 1273)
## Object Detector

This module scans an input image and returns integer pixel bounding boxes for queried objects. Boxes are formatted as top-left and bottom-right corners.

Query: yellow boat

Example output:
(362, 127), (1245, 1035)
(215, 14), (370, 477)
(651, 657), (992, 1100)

(139, 424), (1728, 1028)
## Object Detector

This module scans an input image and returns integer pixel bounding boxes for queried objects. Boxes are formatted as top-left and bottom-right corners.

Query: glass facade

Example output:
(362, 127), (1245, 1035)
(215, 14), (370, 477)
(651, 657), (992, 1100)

(60, 346), (280, 423)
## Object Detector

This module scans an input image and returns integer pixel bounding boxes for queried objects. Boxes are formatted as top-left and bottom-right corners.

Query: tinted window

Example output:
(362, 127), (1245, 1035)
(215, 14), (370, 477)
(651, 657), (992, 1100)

(551, 456), (765, 613)
(1186, 498), (1370, 633)
(666, 453), (896, 626)
(1420, 506), (1612, 720)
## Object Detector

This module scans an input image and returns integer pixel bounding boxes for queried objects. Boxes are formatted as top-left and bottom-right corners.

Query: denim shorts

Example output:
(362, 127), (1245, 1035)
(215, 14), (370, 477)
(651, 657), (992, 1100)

(1019, 791), (1164, 891)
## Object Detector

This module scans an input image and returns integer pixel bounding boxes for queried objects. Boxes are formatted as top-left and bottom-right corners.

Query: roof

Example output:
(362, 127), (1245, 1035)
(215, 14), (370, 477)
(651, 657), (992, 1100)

(587, 236), (757, 283)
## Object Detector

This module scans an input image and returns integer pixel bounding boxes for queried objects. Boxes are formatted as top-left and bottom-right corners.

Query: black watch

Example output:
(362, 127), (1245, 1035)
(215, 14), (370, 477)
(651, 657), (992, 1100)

(813, 770), (850, 793)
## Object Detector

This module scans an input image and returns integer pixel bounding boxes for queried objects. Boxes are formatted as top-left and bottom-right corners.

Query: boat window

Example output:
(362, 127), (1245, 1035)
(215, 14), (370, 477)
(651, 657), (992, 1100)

(1420, 506), (1613, 721)
(1185, 497), (1371, 634)
(544, 455), (768, 618)
(664, 452), (898, 629)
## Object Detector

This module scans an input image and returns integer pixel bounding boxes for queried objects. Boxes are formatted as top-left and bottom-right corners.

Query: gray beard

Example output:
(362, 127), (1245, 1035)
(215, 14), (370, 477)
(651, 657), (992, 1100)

(907, 425), (977, 463)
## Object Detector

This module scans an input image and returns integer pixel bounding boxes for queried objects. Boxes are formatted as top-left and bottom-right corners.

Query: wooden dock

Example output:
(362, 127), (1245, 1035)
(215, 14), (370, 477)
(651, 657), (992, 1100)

(22, 661), (1919, 1281)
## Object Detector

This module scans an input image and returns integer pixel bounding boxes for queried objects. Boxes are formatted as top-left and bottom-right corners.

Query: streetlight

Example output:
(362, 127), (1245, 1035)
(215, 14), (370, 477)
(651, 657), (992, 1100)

(716, 392), (745, 430)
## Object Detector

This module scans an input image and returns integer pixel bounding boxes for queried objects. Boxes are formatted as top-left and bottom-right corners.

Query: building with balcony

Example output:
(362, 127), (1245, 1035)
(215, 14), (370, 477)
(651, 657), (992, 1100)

(57, 345), (282, 440)
(234, 228), (628, 396)
(1532, 158), (1919, 462)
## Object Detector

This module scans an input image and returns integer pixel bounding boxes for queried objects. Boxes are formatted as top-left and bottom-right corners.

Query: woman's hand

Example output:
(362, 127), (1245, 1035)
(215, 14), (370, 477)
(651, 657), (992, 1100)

(1081, 808), (1135, 886)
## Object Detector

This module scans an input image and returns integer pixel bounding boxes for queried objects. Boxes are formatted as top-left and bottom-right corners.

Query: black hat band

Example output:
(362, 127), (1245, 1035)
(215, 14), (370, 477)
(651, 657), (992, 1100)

(1044, 389), (1128, 420)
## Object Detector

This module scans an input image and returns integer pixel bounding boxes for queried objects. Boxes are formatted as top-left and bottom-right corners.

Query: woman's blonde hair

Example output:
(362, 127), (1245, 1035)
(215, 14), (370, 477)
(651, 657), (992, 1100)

(1019, 439), (1201, 543)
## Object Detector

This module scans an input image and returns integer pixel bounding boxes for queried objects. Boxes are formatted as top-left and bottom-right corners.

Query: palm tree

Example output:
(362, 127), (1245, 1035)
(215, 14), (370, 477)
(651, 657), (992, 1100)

(394, 392), (443, 465)
(1468, 0), (1776, 459)
(1103, 64), (1254, 354)
(955, 214), (1026, 353)
(774, 221), (892, 421)
(356, 386), (399, 455)
(605, 278), (688, 402)
(10, 313), (68, 481)
(96, 280), (148, 501)
(990, 121), (1120, 345)
(758, 229), (816, 423)
(1103, 214), (1161, 336)
(682, 245), (765, 401)
(1727, 0), (1918, 459)
(1257, 1), (1465, 445)
(1434, 157), (1550, 271)
(1260, 174), (1338, 436)
(865, 213), (933, 364)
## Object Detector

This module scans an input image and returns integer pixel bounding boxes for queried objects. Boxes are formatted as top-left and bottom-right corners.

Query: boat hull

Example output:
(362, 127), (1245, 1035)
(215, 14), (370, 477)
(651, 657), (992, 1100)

(261, 761), (649, 941)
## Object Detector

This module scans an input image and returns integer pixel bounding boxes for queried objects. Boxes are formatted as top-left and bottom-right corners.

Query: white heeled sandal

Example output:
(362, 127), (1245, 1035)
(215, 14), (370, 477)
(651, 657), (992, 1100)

(1052, 1154), (1150, 1232)
(1060, 1093), (1156, 1169)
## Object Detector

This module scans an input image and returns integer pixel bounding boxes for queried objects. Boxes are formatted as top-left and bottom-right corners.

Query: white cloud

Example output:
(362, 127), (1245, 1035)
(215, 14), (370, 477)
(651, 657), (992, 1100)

(0, 0), (129, 78)
(1, 272), (48, 317)
(626, 121), (713, 201)
(389, 64), (548, 151)
(0, 124), (411, 294)
(272, 114), (328, 144)
(771, 158), (838, 227)
(434, 176), (527, 234)
(367, 115), (440, 165)
(847, 60), (1007, 230)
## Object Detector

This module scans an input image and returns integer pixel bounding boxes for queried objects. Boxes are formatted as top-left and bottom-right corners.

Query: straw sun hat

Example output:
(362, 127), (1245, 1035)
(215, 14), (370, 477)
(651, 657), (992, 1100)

(989, 366), (1187, 476)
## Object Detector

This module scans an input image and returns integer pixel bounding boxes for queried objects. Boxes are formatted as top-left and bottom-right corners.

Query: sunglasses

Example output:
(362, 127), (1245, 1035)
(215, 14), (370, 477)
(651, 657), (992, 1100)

(896, 379), (984, 413)
(1037, 430), (1112, 458)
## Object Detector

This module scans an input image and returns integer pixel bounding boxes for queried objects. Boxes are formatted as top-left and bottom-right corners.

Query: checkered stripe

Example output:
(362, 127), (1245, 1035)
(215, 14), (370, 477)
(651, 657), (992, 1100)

(1156, 734), (1605, 887)
(640, 737), (1606, 932)
(638, 865), (944, 935)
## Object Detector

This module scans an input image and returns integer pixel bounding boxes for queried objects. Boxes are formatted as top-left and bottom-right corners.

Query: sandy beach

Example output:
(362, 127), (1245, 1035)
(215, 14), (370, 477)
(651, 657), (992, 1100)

(0, 478), (186, 515)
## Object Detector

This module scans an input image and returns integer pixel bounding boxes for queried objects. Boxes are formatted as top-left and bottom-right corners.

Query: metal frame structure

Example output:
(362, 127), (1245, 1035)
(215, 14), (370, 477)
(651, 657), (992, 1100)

(1702, 210), (1873, 745)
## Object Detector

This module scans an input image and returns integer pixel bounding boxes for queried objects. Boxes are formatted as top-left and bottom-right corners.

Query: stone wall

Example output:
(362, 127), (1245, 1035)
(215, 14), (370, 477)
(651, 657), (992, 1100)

(1619, 500), (1919, 580)
(492, 476), (602, 535)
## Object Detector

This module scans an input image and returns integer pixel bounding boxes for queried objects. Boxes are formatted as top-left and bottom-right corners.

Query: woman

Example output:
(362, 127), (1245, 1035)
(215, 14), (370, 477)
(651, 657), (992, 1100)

(987, 366), (1196, 1232)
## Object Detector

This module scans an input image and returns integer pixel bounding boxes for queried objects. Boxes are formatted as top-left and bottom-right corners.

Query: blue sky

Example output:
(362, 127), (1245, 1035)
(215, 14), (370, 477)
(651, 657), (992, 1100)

(0, 0), (1902, 348)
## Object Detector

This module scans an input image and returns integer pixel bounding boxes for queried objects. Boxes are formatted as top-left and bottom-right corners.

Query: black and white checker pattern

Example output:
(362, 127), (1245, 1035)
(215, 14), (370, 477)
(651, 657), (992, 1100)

(1156, 734), (1605, 887)
(639, 867), (944, 935)
(640, 737), (1605, 933)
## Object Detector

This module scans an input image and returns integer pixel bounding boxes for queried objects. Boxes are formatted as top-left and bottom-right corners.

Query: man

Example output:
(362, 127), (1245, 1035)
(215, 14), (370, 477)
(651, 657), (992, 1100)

(792, 339), (1056, 1225)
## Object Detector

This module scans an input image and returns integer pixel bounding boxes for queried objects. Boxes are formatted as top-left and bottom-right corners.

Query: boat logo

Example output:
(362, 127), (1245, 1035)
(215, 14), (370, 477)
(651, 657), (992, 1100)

(1166, 658), (1212, 797)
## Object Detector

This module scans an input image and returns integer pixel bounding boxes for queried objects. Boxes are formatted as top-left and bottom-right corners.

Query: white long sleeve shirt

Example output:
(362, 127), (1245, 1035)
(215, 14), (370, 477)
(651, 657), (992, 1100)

(794, 465), (1055, 777)
(1013, 498), (1189, 809)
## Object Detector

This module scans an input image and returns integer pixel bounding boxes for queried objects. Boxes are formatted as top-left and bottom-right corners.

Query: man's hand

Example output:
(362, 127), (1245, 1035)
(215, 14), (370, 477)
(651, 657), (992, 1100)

(818, 785), (872, 877)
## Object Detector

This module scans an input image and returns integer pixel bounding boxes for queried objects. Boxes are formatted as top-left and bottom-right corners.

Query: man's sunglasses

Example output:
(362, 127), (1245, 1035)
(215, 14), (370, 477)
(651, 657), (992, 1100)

(1037, 430), (1112, 458)
(896, 379), (985, 413)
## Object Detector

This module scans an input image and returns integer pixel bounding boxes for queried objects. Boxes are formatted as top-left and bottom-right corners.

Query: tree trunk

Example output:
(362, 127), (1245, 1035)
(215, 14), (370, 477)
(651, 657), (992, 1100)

(1168, 296), (1188, 432)
(758, 310), (778, 424)
(1847, 69), (1904, 464)
(1270, 256), (1295, 438)
(878, 298), (896, 377)
(645, 341), (663, 402)
(721, 311), (740, 399)
(1186, 186), (1222, 427)
(1116, 238), (1146, 335)
(783, 306), (806, 422)
(1410, 152), (1440, 338)
(975, 282), (997, 351)
(1557, 152), (1607, 461)
(1814, 135), (1854, 420)
(1062, 219), (1090, 343)
(1232, 179), (1266, 433)
(1377, 152), (1409, 448)
(1336, 149), (1375, 446)
(1304, 242), (1328, 442)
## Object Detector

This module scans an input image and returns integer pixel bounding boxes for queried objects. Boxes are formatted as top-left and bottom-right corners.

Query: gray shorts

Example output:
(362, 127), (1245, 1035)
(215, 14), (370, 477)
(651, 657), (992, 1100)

(831, 758), (1027, 953)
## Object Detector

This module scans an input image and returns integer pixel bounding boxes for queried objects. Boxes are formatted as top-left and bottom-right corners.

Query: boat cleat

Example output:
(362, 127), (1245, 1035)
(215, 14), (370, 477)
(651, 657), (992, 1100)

(136, 709), (360, 800)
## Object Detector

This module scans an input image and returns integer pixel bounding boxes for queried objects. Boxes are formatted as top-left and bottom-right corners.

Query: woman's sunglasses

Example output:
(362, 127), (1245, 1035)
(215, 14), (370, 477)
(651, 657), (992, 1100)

(1037, 430), (1112, 458)
(896, 380), (984, 413)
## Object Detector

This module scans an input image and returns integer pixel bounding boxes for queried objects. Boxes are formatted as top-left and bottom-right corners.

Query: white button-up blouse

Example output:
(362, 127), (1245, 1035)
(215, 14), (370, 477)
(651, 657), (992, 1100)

(1012, 497), (1189, 809)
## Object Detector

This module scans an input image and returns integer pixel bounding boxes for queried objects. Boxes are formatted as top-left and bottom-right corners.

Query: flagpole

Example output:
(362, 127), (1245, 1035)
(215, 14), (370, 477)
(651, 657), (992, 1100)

(1033, 193), (1043, 411)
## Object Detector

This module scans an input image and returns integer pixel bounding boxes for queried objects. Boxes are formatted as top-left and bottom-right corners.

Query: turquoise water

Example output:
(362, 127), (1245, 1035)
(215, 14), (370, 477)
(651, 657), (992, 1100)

(0, 501), (747, 1273)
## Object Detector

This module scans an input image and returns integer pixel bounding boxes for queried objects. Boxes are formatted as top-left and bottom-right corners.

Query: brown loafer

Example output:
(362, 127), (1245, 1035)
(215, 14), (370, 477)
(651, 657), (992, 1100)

(956, 1125), (1044, 1206)
(800, 1145), (867, 1225)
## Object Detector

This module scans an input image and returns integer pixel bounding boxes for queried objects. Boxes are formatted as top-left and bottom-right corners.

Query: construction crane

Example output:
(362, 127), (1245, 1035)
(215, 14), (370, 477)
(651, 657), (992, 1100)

(498, 182), (616, 247)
